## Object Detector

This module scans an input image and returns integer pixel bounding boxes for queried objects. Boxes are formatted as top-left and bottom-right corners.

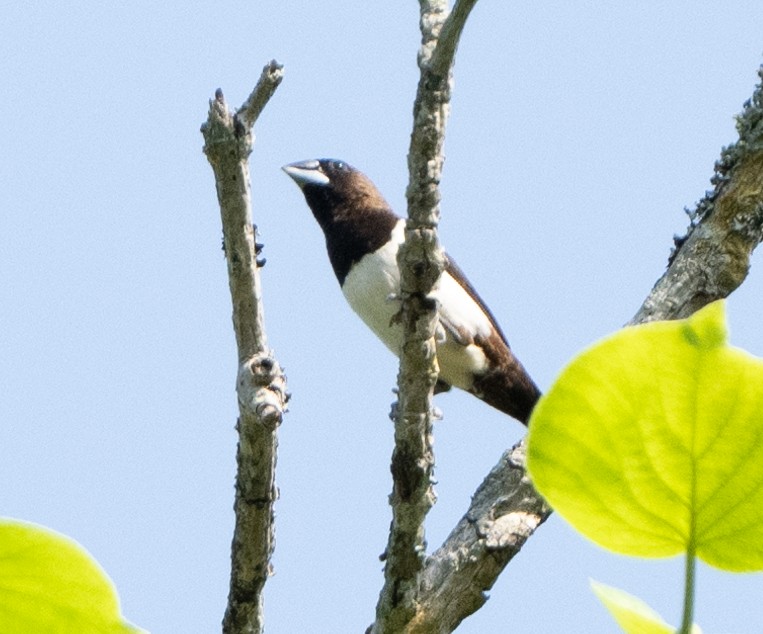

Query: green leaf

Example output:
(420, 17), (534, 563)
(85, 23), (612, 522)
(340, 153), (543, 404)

(0, 519), (144, 633)
(527, 301), (763, 570)
(590, 580), (701, 634)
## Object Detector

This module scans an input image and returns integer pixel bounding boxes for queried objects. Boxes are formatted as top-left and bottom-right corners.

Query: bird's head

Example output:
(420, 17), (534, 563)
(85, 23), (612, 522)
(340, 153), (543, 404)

(282, 159), (395, 229)
(282, 158), (400, 282)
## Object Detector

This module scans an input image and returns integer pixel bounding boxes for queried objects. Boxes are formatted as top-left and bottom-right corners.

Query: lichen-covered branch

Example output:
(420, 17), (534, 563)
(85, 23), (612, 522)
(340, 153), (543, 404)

(237, 63), (285, 131)
(201, 60), (287, 634)
(429, 0), (478, 77)
(407, 63), (763, 632)
(372, 2), (479, 633)
(630, 65), (763, 324)
(416, 440), (550, 633)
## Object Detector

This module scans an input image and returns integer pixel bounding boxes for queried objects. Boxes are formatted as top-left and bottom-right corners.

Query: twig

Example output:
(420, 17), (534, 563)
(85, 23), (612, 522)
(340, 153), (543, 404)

(372, 2), (479, 632)
(201, 61), (288, 634)
(237, 62), (286, 131)
(429, 0), (479, 77)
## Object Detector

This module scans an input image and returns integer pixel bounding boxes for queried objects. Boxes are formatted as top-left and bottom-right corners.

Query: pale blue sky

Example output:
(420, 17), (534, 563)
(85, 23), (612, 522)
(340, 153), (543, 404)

(2, 3), (762, 633)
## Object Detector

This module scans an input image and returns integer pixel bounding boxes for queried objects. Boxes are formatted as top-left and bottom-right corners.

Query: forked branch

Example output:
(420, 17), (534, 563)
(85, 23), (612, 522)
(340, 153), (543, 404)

(201, 60), (288, 634)
(411, 64), (763, 633)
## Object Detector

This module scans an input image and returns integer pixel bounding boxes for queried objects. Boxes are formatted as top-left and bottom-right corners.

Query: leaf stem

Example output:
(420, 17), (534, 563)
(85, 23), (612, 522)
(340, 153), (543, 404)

(679, 550), (696, 634)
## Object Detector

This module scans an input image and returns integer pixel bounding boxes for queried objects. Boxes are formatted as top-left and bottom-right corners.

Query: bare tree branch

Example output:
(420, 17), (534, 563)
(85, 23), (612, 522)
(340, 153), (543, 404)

(201, 60), (288, 634)
(417, 440), (549, 632)
(630, 66), (763, 324)
(372, 2), (479, 632)
(430, 0), (479, 77)
(409, 64), (763, 632)
(237, 62), (285, 131)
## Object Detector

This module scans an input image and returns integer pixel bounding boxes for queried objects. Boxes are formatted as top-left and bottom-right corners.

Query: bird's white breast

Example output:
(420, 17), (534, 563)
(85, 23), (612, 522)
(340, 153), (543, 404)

(341, 219), (492, 390)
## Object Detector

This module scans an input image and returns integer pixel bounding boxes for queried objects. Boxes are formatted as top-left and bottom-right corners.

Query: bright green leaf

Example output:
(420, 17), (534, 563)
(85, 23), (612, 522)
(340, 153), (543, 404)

(0, 519), (144, 633)
(590, 580), (701, 634)
(527, 301), (763, 570)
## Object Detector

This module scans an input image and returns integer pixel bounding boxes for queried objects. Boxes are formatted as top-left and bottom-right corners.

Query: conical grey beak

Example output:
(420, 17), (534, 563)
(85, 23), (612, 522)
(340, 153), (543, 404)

(282, 160), (330, 188)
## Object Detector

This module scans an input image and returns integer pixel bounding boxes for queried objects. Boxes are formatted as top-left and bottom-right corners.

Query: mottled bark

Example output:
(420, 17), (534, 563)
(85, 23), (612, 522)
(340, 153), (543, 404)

(201, 61), (288, 634)
(373, 2), (479, 633)
(631, 68), (763, 324)
(401, 65), (763, 634)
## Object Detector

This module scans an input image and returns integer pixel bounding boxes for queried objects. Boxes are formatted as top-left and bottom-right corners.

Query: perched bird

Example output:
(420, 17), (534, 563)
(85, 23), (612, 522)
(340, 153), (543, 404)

(282, 159), (540, 424)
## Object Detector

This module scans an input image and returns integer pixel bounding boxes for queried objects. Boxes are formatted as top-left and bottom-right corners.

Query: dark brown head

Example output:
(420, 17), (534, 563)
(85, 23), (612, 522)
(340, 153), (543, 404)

(282, 159), (399, 283)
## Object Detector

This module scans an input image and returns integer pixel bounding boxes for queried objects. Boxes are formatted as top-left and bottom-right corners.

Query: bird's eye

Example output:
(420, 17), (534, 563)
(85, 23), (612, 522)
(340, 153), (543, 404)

(334, 161), (345, 170)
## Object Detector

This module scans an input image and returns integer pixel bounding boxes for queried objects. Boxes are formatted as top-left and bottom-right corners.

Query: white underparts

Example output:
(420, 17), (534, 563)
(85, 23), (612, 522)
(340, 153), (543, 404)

(341, 219), (491, 390)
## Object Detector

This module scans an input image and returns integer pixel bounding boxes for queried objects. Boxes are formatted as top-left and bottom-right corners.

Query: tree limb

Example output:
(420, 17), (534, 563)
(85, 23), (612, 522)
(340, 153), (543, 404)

(201, 60), (288, 634)
(430, 0), (479, 77)
(416, 440), (549, 633)
(410, 64), (763, 632)
(372, 1), (479, 632)
(630, 65), (763, 324)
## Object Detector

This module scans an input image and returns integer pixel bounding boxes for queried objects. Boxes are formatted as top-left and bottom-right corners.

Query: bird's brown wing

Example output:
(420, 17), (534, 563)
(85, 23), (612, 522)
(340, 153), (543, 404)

(442, 255), (541, 424)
